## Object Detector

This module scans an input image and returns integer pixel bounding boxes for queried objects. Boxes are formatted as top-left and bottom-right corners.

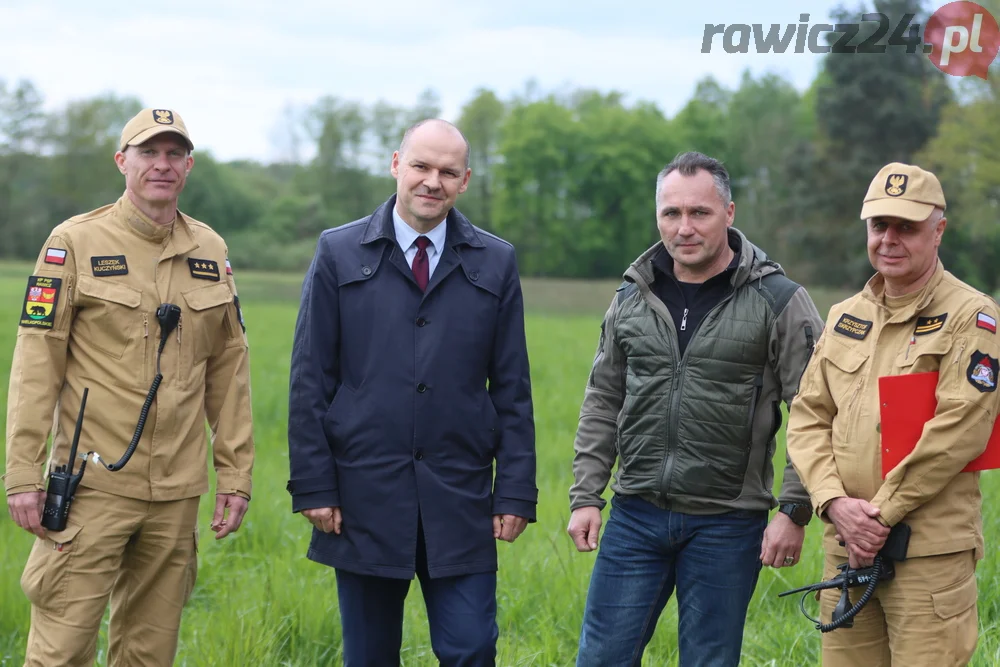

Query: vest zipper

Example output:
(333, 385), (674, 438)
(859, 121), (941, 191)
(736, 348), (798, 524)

(680, 308), (689, 331)
(660, 289), (737, 498)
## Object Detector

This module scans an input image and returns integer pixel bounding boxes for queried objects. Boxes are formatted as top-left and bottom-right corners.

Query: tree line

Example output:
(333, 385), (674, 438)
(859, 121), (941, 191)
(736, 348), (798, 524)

(2, 0), (998, 292)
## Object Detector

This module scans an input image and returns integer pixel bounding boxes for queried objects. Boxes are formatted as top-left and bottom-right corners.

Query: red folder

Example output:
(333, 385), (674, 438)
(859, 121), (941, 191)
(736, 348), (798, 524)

(878, 371), (1000, 478)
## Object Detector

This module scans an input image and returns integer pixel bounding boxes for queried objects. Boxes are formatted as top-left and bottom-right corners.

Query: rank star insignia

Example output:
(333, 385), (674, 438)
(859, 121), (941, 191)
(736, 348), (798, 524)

(188, 258), (220, 281)
(915, 314), (947, 336)
(968, 351), (999, 393)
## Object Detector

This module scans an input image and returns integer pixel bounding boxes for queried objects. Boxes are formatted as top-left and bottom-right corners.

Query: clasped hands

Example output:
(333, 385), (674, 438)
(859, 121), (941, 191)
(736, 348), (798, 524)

(825, 497), (891, 568)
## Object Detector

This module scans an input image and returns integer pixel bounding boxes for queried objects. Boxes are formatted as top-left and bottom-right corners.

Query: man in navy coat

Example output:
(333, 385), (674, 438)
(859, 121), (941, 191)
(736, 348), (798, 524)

(286, 118), (537, 666)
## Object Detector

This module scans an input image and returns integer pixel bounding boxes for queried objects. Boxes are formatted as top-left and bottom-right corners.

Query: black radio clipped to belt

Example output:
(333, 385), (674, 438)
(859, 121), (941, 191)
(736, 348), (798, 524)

(41, 303), (181, 530)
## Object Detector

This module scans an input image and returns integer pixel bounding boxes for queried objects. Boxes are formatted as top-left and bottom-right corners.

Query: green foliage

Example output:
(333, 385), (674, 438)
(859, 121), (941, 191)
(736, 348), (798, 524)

(1, 49), (997, 285)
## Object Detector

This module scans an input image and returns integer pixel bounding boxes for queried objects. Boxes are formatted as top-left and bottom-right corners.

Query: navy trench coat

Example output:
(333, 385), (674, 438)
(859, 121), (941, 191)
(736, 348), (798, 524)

(286, 196), (537, 579)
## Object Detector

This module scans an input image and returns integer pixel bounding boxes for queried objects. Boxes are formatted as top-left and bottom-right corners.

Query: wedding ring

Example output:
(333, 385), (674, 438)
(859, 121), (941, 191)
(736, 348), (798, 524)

(783, 556), (795, 566)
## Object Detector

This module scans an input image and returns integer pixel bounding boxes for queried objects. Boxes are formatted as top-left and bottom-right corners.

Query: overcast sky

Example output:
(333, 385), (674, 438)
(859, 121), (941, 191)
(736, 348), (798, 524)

(3, 0), (859, 163)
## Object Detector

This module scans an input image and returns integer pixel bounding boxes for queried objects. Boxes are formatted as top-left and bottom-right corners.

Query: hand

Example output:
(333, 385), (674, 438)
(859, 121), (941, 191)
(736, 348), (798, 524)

(825, 497), (889, 566)
(7, 491), (46, 538)
(493, 514), (528, 543)
(211, 494), (249, 540)
(302, 506), (342, 534)
(760, 511), (805, 568)
(567, 506), (603, 552)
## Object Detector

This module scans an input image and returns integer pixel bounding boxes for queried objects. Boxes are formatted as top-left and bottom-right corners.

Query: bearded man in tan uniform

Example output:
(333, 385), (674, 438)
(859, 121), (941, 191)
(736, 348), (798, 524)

(787, 162), (1000, 666)
(4, 108), (254, 666)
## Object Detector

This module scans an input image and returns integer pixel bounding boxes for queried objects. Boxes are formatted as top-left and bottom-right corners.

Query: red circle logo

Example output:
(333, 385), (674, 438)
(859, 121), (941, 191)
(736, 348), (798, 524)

(925, 1), (1000, 78)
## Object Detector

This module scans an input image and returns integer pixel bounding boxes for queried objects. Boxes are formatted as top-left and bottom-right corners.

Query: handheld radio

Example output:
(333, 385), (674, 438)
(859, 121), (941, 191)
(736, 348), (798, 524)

(41, 388), (90, 532)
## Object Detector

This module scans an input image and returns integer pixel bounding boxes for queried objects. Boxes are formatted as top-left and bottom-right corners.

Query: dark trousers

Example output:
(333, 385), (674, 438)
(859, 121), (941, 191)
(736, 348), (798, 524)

(335, 519), (498, 667)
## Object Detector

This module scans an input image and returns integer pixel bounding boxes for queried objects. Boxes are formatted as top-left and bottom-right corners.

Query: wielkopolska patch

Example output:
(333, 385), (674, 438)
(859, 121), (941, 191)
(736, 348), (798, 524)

(20, 276), (61, 329)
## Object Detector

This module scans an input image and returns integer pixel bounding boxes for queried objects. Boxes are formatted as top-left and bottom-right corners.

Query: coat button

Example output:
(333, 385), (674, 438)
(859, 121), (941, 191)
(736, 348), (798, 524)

(416, 383), (427, 393)
(361, 266), (372, 276)
(416, 317), (427, 327)
(414, 450), (423, 460)
(469, 271), (479, 281)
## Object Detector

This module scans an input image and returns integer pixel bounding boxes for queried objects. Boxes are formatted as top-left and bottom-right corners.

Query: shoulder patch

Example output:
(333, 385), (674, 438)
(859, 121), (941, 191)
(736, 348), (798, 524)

(188, 258), (220, 281)
(45, 248), (67, 265)
(225, 259), (233, 276)
(834, 313), (872, 340)
(20, 276), (61, 329)
(915, 314), (947, 336)
(91, 255), (128, 276)
(968, 351), (998, 392)
(977, 312), (996, 334)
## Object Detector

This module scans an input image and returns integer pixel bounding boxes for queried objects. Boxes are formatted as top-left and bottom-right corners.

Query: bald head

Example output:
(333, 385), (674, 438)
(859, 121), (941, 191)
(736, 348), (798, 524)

(399, 119), (471, 170)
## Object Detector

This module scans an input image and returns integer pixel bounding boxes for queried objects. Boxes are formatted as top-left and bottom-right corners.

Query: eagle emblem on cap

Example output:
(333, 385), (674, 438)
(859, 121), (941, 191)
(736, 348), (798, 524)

(885, 174), (908, 197)
(153, 109), (174, 125)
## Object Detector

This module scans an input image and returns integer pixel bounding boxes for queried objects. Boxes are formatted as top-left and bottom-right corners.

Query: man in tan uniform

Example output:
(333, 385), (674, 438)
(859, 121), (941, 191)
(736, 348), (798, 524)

(787, 162), (1000, 666)
(4, 108), (254, 666)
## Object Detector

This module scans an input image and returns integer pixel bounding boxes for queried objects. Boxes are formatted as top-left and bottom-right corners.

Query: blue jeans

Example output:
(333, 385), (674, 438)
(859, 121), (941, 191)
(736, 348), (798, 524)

(577, 494), (768, 667)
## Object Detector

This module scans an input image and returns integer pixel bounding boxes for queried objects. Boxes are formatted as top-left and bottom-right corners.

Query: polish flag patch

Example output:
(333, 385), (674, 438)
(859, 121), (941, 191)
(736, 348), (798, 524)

(225, 259), (233, 275)
(44, 248), (67, 265)
(977, 312), (997, 334)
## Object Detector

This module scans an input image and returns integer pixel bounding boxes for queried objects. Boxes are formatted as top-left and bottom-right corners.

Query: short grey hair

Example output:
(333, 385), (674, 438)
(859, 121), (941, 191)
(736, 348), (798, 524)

(399, 118), (471, 170)
(655, 151), (732, 207)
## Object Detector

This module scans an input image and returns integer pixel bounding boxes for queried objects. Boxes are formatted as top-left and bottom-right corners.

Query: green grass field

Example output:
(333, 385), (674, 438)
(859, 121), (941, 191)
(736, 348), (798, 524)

(2, 262), (1000, 665)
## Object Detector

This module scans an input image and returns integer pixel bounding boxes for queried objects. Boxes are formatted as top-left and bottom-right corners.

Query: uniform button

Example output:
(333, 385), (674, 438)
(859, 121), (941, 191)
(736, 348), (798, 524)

(361, 265), (372, 276)
(416, 317), (427, 327)
(469, 271), (479, 281)
(414, 450), (424, 460)
(417, 383), (427, 393)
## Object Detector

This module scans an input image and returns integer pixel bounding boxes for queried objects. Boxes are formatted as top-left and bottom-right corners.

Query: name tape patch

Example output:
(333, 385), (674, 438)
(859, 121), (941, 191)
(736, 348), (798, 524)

(188, 258), (220, 281)
(834, 313), (872, 340)
(915, 314), (947, 336)
(45, 248), (67, 265)
(91, 255), (128, 277)
(977, 312), (997, 334)
(20, 276), (61, 329)
(968, 351), (999, 393)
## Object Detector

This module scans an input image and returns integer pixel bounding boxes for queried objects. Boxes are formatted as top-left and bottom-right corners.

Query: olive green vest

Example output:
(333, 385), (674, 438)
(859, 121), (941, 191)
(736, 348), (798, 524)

(613, 281), (775, 502)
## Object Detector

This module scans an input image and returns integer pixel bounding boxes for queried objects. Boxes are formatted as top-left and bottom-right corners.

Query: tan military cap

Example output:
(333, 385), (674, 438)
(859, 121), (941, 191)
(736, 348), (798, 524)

(860, 162), (946, 221)
(119, 108), (194, 152)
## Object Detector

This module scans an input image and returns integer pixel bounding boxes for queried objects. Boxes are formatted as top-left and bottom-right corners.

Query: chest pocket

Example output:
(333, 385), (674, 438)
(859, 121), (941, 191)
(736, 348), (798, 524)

(180, 282), (233, 379)
(74, 275), (142, 360)
(895, 333), (954, 374)
(824, 339), (870, 402)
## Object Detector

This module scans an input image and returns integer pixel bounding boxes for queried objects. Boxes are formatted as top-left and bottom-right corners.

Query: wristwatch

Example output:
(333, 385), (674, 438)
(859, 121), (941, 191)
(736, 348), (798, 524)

(779, 503), (812, 527)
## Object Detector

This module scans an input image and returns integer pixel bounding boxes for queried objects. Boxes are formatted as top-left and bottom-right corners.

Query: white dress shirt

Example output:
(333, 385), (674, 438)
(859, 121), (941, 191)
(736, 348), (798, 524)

(392, 205), (447, 279)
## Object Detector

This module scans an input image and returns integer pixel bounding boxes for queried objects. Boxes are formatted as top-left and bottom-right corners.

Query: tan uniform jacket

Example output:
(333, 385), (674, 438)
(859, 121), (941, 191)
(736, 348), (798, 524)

(787, 261), (1000, 559)
(4, 195), (254, 502)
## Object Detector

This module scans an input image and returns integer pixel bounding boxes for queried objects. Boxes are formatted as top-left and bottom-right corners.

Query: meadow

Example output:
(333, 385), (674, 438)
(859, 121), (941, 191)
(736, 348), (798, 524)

(2, 261), (1000, 666)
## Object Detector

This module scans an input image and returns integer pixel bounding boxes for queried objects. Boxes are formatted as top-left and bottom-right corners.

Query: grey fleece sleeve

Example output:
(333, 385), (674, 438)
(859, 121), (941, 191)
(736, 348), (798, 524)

(569, 295), (627, 511)
(770, 285), (825, 506)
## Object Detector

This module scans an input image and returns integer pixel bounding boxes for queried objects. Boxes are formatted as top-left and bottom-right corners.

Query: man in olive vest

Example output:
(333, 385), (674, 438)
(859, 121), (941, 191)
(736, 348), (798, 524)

(567, 151), (823, 666)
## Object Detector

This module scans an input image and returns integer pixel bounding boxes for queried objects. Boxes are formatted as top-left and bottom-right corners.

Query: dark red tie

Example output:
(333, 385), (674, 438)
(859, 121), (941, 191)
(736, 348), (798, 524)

(412, 236), (430, 291)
